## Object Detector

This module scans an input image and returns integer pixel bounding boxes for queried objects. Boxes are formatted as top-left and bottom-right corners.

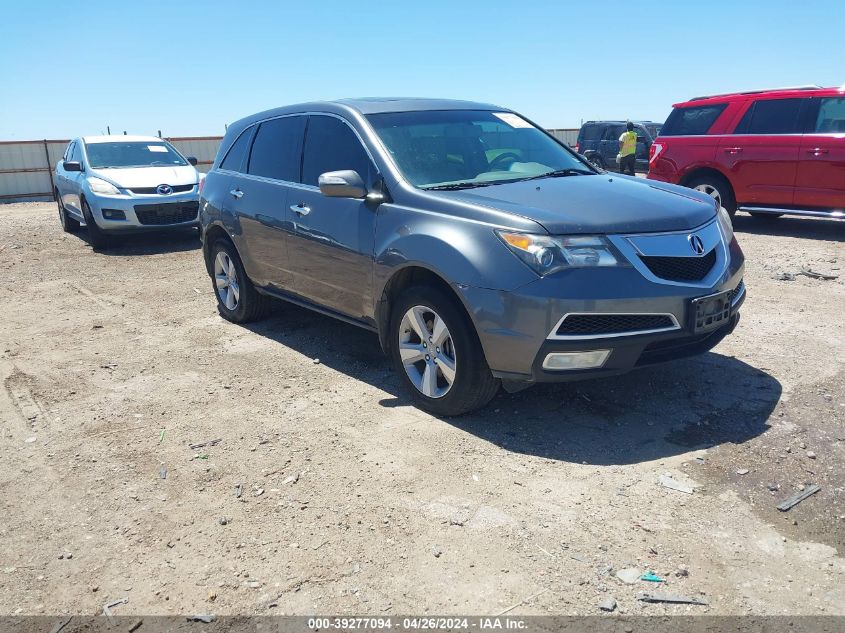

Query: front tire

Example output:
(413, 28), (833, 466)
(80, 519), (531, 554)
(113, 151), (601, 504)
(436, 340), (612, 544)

(56, 192), (79, 233)
(389, 286), (499, 416)
(210, 238), (272, 323)
(687, 174), (737, 216)
(81, 199), (109, 248)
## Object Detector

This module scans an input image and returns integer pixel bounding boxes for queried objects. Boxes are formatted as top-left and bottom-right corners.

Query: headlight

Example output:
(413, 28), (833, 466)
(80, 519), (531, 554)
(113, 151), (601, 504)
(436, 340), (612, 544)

(717, 205), (734, 241)
(86, 177), (120, 195)
(496, 231), (625, 276)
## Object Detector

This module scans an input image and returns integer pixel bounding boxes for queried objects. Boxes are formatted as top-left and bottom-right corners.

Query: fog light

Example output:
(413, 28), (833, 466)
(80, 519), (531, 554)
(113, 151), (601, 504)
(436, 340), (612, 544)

(542, 350), (610, 371)
(102, 209), (126, 220)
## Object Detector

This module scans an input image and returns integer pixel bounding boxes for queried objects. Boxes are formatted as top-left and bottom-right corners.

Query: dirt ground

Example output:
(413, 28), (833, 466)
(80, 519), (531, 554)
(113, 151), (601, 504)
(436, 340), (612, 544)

(1, 202), (843, 617)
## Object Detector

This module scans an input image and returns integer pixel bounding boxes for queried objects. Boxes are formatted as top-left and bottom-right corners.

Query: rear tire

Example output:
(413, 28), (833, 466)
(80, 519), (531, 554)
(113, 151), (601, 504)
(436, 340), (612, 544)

(389, 285), (499, 416)
(56, 192), (79, 233)
(210, 238), (272, 323)
(687, 174), (737, 217)
(81, 199), (109, 248)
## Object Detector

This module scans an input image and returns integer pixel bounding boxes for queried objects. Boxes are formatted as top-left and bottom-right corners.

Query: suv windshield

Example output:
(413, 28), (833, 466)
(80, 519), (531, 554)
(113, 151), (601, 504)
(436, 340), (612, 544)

(85, 141), (188, 169)
(367, 110), (593, 189)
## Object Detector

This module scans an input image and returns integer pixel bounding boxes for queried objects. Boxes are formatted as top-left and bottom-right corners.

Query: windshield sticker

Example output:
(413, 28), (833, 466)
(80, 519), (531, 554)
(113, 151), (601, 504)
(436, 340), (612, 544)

(492, 112), (532, 128)
(147, 145), (168, 152)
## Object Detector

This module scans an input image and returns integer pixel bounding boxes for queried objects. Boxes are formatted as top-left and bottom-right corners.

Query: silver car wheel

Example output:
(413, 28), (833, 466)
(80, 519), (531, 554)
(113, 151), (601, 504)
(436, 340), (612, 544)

(398, 305), (456, 399)
(694, 183), (722, 208)
(214, 251), (240, 311)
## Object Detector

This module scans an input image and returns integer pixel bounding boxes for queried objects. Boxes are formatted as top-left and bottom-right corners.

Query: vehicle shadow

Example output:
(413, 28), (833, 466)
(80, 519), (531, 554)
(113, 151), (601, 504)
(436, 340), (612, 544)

(80, 228), (201, 255)
(733, 214), (845, 242)
(245, 302), (780, 466)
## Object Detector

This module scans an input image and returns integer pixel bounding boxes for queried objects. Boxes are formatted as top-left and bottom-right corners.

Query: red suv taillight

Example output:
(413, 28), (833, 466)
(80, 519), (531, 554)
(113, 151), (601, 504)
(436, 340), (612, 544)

(198, 176), (205, 195)
(574, 142), (580, 153)
(649, 142), (664, 166)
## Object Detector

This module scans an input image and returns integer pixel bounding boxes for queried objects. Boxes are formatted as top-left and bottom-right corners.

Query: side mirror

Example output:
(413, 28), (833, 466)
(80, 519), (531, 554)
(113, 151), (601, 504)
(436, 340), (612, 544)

(318, 170), (366, 199)
(186, 156), (198, 166)
(63, 161), (83, 172)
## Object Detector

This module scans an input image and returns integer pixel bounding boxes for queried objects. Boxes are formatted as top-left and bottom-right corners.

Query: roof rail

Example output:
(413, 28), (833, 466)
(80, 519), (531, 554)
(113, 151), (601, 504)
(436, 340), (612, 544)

(690, 85), (823, 101)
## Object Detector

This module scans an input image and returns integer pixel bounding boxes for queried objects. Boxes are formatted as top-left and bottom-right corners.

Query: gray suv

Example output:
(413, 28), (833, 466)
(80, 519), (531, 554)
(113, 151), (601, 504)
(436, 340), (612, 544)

(199, 99), (745, 416)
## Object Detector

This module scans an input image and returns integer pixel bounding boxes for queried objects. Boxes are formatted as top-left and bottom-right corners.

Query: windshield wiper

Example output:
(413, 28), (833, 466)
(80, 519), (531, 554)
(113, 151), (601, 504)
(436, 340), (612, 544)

(520, 168), (594, 182)
(423, 181), (497, 191)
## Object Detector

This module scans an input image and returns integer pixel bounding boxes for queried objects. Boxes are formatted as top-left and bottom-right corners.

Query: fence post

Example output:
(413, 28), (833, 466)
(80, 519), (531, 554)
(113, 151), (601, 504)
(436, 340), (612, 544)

(43, 140), (55, 200)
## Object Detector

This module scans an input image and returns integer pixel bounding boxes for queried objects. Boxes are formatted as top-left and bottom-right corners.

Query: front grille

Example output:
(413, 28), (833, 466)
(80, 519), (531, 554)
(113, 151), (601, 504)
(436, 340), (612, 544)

(640, 248), (716, 282)
(555, 313), (676, 337)
(128, 184), (194, 195)
(134, 201), (199, 225)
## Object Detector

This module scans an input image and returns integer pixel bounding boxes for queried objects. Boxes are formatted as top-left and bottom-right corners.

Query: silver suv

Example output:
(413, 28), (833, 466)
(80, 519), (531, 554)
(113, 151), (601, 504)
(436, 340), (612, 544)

(55, 135), (201, 247)
(199, 99), (745, 416)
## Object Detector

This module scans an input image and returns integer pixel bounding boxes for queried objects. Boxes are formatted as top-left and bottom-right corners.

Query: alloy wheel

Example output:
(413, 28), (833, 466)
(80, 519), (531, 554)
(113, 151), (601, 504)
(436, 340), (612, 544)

(214, 251), (240, 311)
(694, 183), (722, 209)
(398, 305), (457, 399)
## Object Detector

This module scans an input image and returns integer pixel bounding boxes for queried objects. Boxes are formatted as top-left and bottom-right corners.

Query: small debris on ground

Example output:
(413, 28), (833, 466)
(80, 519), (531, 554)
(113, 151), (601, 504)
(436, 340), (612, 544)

(799, 267), (838, 280)
(189, 438), (221, 450)
(102, 597), (128, 623)
(433, 546), (443, 558)
(658, 474), (695, 494)
(638, 592), (708, 606)
(616, 568), (641, 584)
(675, 565), (689, 578)
(772, 272), (795, 281)
(599, 596), (617, 612)
(776, 484), (821, 512)
(640, 571), (665, 583)
(736, 468), (750, 475)
(159, 465), (167, 480)
(186, 615), (216, 623)
(235, 484), (243, 498)
(283, 472), (300, 485)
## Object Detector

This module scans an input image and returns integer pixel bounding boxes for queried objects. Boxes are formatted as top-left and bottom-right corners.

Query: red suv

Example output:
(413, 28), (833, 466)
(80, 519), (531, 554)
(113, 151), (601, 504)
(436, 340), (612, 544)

(648, 85), (845, 220)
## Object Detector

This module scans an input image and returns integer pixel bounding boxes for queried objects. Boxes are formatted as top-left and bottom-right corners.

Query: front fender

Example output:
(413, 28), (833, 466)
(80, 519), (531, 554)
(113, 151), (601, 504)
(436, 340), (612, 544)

(373, 203), (538, 299)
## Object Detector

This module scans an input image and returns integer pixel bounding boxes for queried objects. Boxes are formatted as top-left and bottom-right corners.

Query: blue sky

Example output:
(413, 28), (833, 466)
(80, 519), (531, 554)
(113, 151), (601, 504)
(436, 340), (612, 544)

(1, 0), (843, 139)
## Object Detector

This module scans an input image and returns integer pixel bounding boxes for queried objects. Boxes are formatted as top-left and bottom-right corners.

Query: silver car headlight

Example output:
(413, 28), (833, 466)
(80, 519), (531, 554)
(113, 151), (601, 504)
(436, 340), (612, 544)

(86, 177), (120, 196)
(717, 205), (734, 242)
(496, 231), (625, 276)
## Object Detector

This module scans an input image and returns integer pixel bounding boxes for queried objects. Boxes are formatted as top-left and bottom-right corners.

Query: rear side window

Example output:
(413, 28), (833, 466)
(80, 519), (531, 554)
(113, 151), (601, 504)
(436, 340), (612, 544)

(661, 104), (726, 136)
(734, 98), (803, 134)
(579, 124), (602, 142)
(603, 125), (625, 140)
(247, 116), (305, 181)
(302, 116), (374, 186)
(220, 127), (253, 172)
(814, 97), (845, 133)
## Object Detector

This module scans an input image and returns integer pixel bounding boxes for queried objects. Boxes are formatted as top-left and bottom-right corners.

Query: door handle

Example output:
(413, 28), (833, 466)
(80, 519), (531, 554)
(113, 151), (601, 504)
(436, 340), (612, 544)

(723, 147), (743, 155)
(229, 189), (243, 199)
(290, 203), (311, 216)
(806, 148), (829, 156)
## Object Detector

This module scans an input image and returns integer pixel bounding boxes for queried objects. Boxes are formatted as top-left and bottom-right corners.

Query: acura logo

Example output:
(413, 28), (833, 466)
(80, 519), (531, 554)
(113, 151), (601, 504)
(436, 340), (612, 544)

(156, 184), (173, 195)
(688, 234), (705, 255)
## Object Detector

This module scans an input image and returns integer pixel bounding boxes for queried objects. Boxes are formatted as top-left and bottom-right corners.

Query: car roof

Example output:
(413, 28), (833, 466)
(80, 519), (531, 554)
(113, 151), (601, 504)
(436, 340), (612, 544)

(582, 120), (659, 125)
(227, 98), (508, 131)
(674, 85), (844, 108)
(81, 135), (168, 144)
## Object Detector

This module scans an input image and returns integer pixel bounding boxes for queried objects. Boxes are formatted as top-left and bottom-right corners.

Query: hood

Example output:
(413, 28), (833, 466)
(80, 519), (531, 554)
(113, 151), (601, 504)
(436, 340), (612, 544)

(90, 165), (198, 189)
(433, 174), (716, 234)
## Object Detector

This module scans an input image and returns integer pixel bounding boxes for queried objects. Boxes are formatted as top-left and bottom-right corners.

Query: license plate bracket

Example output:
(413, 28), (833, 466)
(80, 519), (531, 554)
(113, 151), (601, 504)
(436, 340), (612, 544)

(690, 290), (732, 334)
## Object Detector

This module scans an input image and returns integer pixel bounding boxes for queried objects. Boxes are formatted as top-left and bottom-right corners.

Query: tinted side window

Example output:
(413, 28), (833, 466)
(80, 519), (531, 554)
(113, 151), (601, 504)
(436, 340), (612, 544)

(579, 124), (602, 141)
(814, 97), (845, 133)
(220, 126), (254, 173)
(302, 116), (374, 186)
(661, 104), (726, 136)
(603, 125), (624, 140)
(735, 98), (803, 135)
(247, 116), (305, 181)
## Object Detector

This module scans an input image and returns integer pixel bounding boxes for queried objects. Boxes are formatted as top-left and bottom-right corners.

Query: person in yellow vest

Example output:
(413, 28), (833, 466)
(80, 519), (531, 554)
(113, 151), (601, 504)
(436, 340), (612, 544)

(618, 122), (638, 176)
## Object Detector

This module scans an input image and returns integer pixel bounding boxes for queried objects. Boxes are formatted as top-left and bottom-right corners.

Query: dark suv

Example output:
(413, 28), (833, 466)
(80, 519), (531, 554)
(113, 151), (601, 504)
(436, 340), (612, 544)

(575, 121), (662, 172)
(199, 99), (744, 416)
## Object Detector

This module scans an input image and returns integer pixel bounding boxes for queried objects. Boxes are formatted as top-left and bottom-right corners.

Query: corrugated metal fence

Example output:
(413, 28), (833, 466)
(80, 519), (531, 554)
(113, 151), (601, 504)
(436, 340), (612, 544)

(0, 137), (223, 203)
(0, 129), (580, 203)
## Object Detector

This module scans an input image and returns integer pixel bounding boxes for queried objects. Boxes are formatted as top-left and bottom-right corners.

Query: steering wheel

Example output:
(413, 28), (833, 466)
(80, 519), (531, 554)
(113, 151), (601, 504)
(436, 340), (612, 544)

(488, 152), (522, 171)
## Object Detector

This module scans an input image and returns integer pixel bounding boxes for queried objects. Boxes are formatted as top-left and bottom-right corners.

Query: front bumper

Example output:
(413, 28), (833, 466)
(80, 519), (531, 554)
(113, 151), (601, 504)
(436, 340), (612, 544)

(459, 234), (745, 383)
(86, 189), (200, 232)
